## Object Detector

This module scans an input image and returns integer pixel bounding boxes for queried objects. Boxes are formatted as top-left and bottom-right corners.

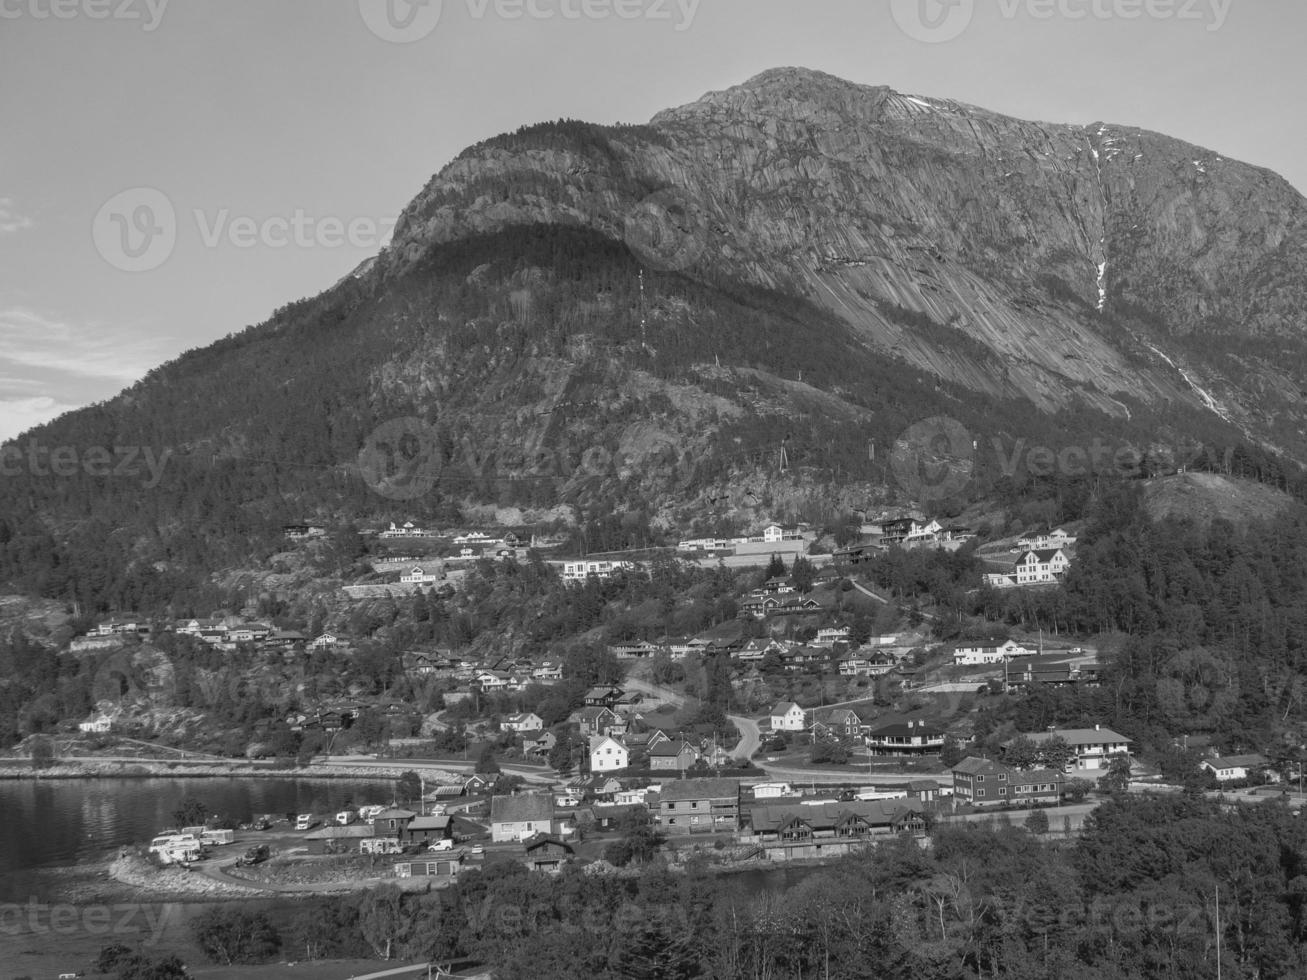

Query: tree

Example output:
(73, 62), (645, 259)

(791, 556), (817, 593)
(765, 553), (788, 580)
(1099, 754), (1132, 794)
(940, 734), (968, 768)
(1004, 735), (1040, 770)
(191, 908), (281, 965)
(395, 770), (422, 804)
(475, 743), (501, 774)
(1039, 735), (1077, 772)
(1024, 809), (1049, 835)
(171, 795), (208, 827)
(29, 734), (53, 769)
(1061, 777), (1091, 804)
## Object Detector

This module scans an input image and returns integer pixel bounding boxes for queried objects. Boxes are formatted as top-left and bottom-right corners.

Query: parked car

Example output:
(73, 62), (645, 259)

(238, 844), (270, 866)
(428, 838), (454, 852)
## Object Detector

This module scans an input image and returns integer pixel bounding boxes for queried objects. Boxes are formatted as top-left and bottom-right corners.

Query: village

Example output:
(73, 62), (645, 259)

(46, 511), (1301, 903)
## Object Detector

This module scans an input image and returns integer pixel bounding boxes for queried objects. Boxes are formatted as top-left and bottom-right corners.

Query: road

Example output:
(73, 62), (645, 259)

(313, 756), (558, 785)
(728, 714), (761, 762)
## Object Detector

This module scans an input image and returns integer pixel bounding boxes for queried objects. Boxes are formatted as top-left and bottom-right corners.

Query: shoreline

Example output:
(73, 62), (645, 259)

(0, 760), (454, 781)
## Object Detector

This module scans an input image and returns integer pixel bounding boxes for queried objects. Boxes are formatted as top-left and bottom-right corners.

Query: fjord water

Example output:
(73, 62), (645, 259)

(0, 777), (391, 901)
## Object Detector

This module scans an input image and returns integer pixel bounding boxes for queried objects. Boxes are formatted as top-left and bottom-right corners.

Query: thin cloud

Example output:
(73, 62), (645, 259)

(0, 395), (79, 442)
(0, 197), (33, 234)
(0, 307), (171, 387)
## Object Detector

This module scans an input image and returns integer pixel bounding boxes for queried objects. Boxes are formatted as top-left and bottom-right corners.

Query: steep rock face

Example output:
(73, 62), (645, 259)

(381, 67), (1307, 445)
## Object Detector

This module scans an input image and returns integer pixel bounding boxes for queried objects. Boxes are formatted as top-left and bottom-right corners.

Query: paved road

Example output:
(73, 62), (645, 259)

(728, 714), (761, 761)
(313, 756), (558, 785)
(624, 676), (687, 708)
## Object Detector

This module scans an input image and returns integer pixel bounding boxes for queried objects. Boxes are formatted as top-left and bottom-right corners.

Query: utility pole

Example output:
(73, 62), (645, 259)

(1215, 885), (1222, 980)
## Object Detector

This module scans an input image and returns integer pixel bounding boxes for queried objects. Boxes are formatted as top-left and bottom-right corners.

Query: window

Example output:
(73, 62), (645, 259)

(976, 775), (985, 782)
(691, 802), (699, 809)
(998, 773), (1007, 781)
(999, 787), (1006, 796)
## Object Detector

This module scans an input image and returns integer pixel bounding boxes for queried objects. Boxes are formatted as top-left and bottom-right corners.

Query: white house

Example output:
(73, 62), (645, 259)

(1013, 549), (1071, 586)
(1016, 726), (1130, 771)
(1200, 753), (1271, 783)
(454, 531), (500, 547)
(78, 715), (112, 734)
(770, 701), (808, 732)
(381, 521), (426, 538)
(308, 633), (341, 651)
(401, 566), (442, 585)
(502, 712), (544, 733)
(1016, 528), (1077, 551)
(953, 639), (1034, 666)
(814, 627), (851, 647)
(561, 560), (634, 583)
(589, 735), (629, 773)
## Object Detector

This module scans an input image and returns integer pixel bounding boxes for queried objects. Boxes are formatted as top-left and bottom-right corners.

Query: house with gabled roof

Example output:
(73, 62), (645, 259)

(502, 712), (544, 733)
(812, 708), (861, 740)
(1009, 726), (1130, 771)
(657, 777), (741, 833)
(742, 799), (926, 861)
(1200, 753), (1272, 783)
(648, 739), (700, 772)
(589, 735), (629, 773)
(951, 757), (1064, 807)
(770, 701), (808, 732)
(490, 793), (557, 842)
(573, 706), (622, 737)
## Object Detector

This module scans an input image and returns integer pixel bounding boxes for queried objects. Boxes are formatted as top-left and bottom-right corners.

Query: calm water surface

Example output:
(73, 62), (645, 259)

(0, 776), (392, 900)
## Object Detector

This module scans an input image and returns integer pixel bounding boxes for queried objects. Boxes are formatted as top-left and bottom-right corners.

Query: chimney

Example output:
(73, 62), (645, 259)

(1094, 724), (1100, 731)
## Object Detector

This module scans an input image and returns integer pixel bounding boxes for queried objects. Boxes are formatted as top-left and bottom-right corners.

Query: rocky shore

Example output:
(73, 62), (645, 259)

(0, 758), (448, 780)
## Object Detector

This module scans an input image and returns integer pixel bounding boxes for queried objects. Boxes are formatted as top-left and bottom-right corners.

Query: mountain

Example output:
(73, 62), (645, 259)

(2, 67), (1305, 610)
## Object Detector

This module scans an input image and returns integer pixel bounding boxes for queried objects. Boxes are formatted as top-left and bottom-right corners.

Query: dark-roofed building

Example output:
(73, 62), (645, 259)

(405, 814), (452, 845)
(490, 793), (557, 842)
(742, 799), (927, 861)
(649, 739), (701, 772)
(952, 757), (1064, 807)
(657, 778), (741, 834)
(371, 808), (416, 839)
(523, 835), (574, 874)
(865, 719), (946, 757)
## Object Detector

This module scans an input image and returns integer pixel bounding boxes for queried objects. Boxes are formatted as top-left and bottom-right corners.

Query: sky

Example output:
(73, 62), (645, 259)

(0, 0), (1302, 440)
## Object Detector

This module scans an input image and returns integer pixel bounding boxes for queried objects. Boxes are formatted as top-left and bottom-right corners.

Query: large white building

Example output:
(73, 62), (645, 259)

(589, 735), (629, 773)
(1014, 726), (1131, 771)
(561, 560), (634, 583)
(953, 639), (1034, 666)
